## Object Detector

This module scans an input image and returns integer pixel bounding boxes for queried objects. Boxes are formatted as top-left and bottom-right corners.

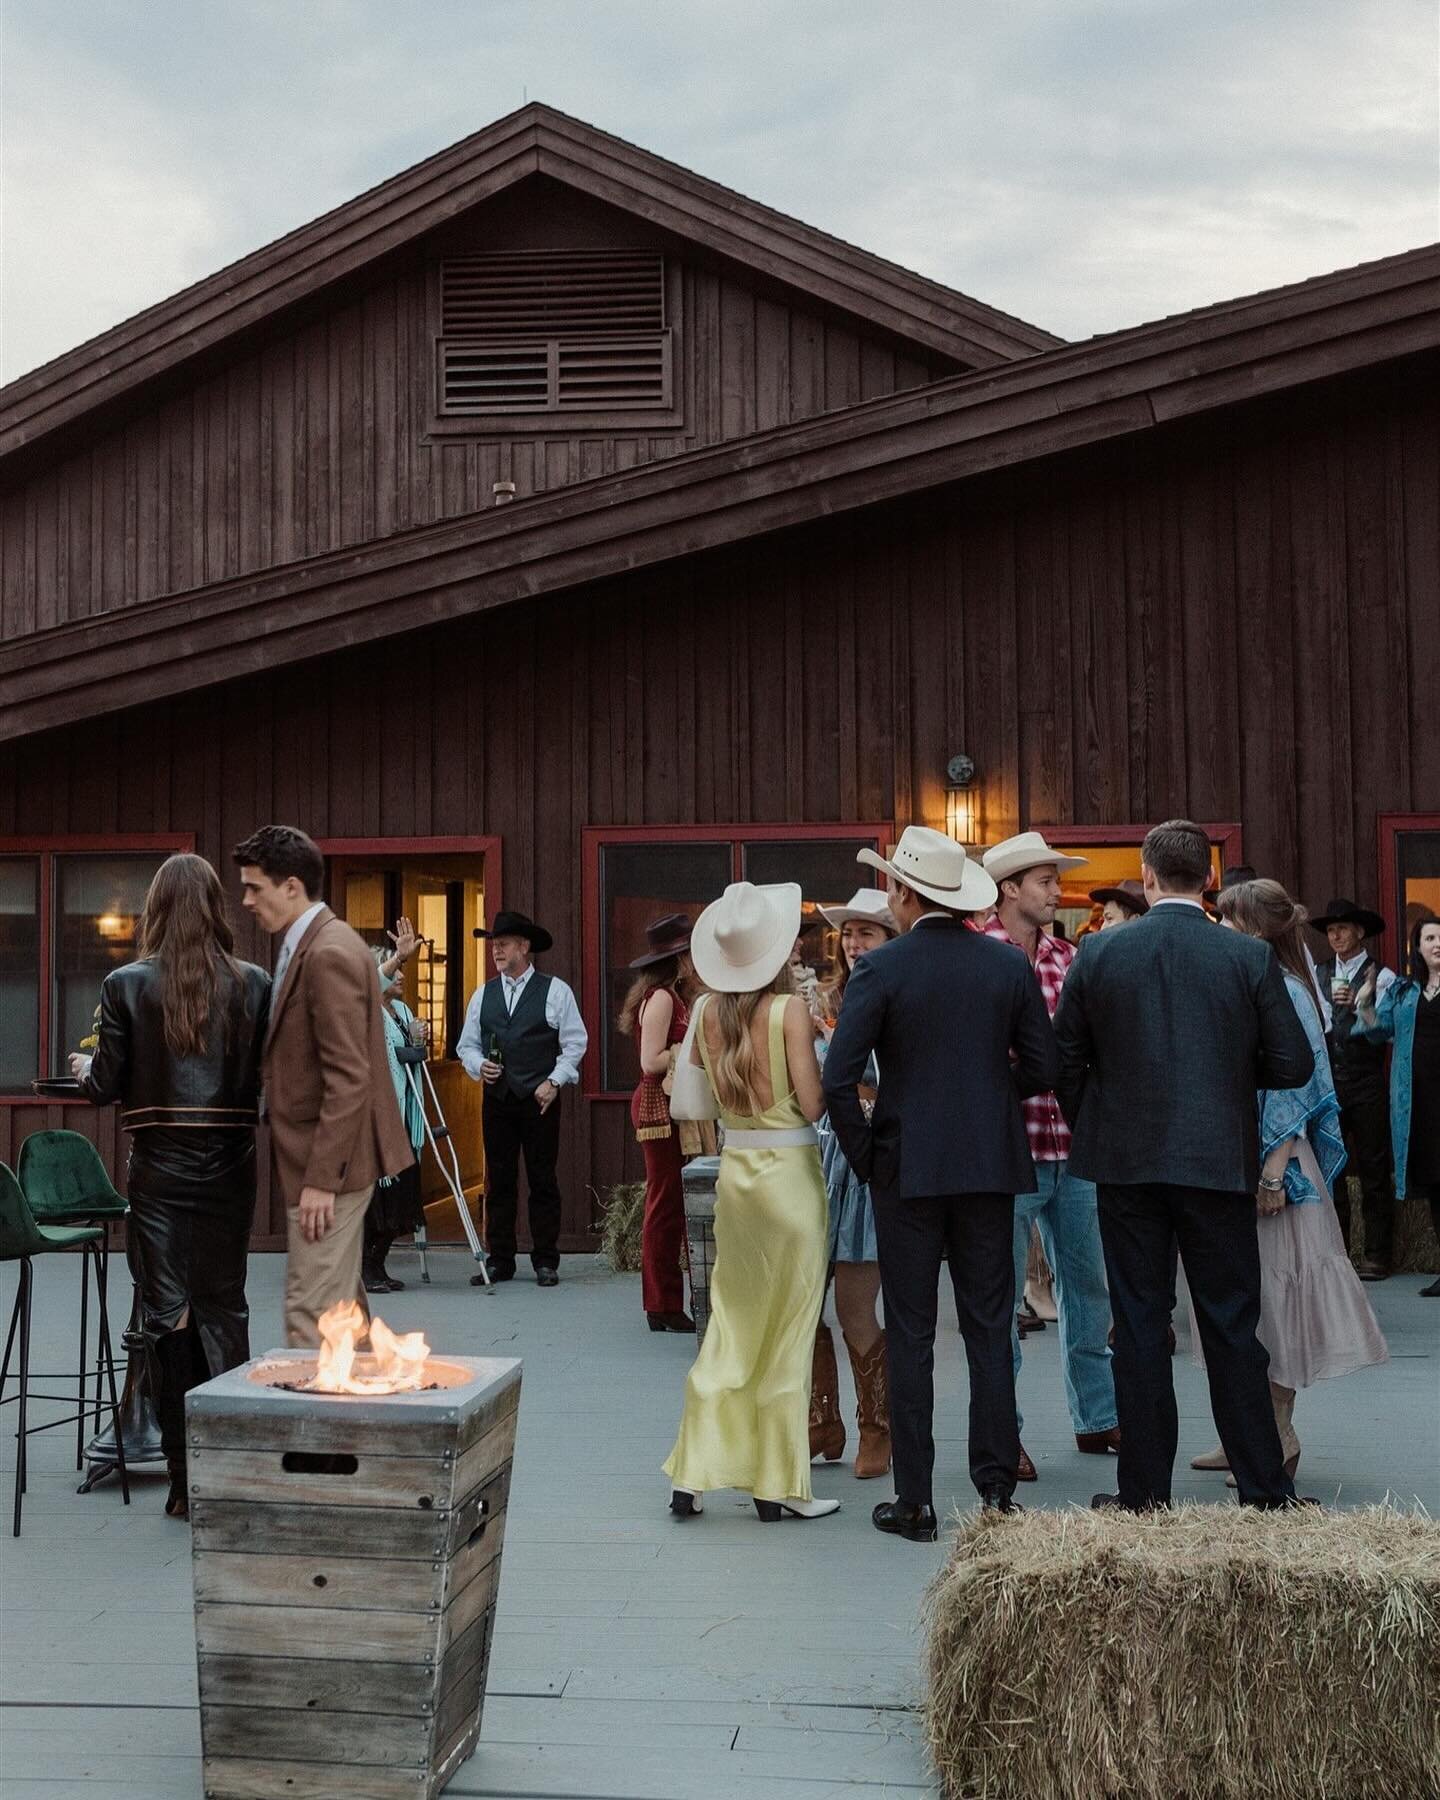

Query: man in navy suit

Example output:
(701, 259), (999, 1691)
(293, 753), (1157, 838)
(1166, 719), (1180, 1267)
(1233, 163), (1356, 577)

(824, 827), (1057, 1541)
(1054, 820), (1314, 1512)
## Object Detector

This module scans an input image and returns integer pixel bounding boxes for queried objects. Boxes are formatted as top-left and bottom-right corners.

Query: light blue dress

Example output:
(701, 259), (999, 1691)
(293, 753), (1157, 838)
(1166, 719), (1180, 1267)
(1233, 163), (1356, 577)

(815, 1038), (879, 1264)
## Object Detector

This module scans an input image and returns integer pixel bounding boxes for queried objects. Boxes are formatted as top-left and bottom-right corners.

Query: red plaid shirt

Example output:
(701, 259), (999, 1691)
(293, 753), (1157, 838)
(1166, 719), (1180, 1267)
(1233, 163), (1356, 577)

(983, 915), (1074, 1163)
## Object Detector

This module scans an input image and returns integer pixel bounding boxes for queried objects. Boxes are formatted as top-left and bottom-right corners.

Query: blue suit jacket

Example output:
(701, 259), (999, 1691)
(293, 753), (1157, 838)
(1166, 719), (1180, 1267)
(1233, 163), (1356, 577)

(822, 916), (1057, 1199)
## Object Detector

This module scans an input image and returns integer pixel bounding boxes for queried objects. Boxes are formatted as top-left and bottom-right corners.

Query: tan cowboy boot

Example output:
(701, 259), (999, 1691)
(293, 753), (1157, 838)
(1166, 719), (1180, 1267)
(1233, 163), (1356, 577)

(847, 1333), (891, 1479)
(809, 1322), (845, 1463)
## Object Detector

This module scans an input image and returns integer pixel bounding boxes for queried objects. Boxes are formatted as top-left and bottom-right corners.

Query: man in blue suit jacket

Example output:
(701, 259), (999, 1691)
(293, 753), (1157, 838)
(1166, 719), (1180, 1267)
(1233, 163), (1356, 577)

(824, 828), (1057, 1541)
(1054, 820), (1314, 1512)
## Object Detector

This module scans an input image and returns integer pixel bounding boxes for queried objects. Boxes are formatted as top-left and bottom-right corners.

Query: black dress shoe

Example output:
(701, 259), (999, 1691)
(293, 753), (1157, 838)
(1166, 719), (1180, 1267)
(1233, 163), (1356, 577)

(384, 1275), (406, 1291)
(980, 1487), (1021, 1515)
(872, 1499), (938, 1542)
(1091, 1492), (1125, 1511)
(1421, 1277), (1440, 1297)
(535, 1267), (559, 1288)
(647, 1311), (696, 1333)
(362, 1270), (390, 1294)
(470, 1262), (515, 1286)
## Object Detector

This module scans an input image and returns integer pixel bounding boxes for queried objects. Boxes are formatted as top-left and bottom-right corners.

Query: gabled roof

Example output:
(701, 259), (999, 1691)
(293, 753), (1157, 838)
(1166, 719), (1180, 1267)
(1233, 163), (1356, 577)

(0, 103), (1059, 468)
(4, 238), (1433, 746)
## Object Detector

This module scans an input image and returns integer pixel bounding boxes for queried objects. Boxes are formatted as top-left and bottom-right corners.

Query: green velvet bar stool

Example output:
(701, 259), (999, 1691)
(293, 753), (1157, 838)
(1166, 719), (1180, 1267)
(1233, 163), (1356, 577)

(16, 1135), (129, 1476)
(0, 1164), (130, 1535)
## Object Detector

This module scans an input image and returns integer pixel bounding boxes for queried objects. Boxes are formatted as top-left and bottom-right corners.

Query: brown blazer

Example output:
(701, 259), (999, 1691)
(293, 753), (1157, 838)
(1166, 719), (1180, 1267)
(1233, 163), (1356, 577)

(262, 906), (413, 1206)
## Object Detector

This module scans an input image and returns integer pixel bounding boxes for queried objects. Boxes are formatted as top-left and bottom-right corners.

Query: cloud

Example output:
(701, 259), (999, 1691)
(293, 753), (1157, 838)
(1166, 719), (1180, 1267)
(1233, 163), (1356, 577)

(1, 0), (1436, 379)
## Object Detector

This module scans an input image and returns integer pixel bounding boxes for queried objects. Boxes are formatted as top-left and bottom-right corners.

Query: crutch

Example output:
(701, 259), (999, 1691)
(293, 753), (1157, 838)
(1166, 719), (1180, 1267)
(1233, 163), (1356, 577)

(395, 1043), (494, 1291)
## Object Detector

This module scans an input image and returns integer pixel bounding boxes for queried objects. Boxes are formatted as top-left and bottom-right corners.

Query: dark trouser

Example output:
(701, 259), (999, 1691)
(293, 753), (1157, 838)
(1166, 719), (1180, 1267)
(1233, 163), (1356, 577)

(1331, 1084), (1395, 1261)
(152, 1320), (203, 1466)
(640, 1131), (687, 1315)
(482, 1090), (563, 1272)
(870, 1184), (1019, 1505)
(1097, 1182), (1294, 1510)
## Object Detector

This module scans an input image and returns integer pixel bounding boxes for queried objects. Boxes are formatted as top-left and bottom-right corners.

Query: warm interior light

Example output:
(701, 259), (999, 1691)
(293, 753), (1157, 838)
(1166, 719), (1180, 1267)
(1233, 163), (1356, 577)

(311, 1300), (431, 1395)
(95, 912), (128, 939)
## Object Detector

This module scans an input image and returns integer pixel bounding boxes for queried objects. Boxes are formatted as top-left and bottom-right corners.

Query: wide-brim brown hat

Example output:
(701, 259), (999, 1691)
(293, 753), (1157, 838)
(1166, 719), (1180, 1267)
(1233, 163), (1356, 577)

(629, 913), (694, 968)
(1306, 897), (1385, 938)
(1089, 879), (1149, 917)
(474, 910), (553, 954)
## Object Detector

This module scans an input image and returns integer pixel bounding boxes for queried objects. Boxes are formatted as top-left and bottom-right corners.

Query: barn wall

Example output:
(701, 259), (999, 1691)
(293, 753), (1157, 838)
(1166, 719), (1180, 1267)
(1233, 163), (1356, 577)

(2, 363), (1434, 1237)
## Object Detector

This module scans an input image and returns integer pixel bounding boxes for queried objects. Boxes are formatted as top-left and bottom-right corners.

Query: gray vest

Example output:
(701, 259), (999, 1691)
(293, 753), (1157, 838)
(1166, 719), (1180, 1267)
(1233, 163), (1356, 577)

(478, 973), (558, 1100)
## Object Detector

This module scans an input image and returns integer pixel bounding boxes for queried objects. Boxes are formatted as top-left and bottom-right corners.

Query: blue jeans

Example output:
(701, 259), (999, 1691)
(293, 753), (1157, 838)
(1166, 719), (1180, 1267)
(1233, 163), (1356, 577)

(1012, 1159), (1116, 1436)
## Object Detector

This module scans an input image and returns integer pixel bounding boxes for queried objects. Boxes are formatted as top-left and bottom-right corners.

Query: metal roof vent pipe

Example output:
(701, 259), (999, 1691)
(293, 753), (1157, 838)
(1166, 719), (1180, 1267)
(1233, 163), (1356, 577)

(492, 481), (516, 506)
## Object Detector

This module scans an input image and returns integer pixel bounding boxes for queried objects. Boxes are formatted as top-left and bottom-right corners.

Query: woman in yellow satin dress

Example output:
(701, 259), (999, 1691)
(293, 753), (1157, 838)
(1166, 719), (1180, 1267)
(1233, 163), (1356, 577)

(663, 881), (839, 1523)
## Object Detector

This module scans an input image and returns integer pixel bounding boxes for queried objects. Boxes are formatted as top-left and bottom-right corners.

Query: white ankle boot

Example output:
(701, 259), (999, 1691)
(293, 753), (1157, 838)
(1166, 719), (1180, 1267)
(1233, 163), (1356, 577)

(754, 1496), (841, 1521)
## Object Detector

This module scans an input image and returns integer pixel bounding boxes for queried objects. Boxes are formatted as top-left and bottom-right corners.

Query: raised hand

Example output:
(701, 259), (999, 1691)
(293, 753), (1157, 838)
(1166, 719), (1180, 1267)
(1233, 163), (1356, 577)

(387, 915), (420, 963)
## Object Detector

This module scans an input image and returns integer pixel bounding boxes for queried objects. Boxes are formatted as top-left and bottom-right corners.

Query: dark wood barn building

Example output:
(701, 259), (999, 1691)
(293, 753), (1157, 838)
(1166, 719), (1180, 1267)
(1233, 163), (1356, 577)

(2, 105), (1437, 1249)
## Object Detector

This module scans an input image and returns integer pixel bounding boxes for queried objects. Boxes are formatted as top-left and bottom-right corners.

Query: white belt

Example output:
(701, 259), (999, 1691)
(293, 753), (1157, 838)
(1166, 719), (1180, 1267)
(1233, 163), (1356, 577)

(723, 1126), (818, 1149)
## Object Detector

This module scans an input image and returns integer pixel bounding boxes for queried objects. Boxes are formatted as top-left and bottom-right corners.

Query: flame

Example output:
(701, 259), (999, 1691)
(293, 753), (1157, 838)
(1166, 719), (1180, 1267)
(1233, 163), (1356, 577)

(311, 1300), (432, 1394)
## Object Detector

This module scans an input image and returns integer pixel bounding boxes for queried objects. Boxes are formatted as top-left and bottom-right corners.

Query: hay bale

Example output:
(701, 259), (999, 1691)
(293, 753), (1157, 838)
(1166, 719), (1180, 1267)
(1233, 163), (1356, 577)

(925, 1504), (1440, 1800)
(598, 1181), (645, 1273)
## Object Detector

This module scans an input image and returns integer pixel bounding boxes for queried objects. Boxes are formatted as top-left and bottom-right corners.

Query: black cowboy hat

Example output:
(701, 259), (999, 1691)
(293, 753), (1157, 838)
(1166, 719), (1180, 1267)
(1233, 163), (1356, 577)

(1089, 879), (1149, 917)
(474, 910), (553, 954)
(1307, 897), (1385, 939)
(628, 913), (694, 969)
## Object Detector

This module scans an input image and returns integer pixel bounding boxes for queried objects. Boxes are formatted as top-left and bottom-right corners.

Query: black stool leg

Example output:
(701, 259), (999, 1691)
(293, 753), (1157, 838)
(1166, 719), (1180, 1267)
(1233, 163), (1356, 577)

(92, 1242), (109, 1433)
(76, 1242), (91, 1470)
(94, 1244), (129, 1507)
(14, 1257), (33, 1535)
(0, 1270), (20, 1396)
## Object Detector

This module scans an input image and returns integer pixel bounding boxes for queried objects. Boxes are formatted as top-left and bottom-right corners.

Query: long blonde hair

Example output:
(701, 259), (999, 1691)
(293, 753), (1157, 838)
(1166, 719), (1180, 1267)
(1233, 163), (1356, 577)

(702, 967), (794, 1115)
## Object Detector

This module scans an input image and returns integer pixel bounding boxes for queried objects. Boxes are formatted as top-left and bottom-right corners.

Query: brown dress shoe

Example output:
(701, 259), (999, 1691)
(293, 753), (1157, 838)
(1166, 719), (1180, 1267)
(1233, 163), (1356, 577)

(1075, 1427), (1121, 1455)
(1016, 1444), (1038, 1482)
(809, 1322), (846, 1463)
(846, 1333), (891, 1479)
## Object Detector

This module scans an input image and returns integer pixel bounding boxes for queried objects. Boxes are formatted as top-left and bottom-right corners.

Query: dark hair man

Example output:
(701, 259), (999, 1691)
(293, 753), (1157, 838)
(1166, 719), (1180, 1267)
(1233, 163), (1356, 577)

(233, 825), (412, 1346)
(1053, 819), (1315, 1513)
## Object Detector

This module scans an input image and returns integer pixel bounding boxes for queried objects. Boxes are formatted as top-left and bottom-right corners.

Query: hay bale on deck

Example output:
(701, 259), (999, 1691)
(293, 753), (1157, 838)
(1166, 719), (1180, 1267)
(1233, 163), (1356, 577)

(925, 1504), (1439, 1800)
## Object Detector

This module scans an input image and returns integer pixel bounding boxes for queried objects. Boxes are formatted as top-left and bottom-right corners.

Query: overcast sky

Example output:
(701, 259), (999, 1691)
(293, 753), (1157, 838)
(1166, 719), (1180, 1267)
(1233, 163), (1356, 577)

(1, 0), (1436, 381)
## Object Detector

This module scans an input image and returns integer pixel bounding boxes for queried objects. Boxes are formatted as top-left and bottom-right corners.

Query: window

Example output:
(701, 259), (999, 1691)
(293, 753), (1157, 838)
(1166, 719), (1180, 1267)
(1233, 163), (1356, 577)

(1029, 825), (1242, 943)
(583, 823), (892, 1096)
(1379, 815), (1440, 973)
(0, 840), (188, 1097)
(433, 250), (679, 429)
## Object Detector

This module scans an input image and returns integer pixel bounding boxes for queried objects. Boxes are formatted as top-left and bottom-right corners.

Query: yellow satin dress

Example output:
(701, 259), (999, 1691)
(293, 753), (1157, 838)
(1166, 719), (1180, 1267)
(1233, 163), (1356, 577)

(663, 994), (828, 1503)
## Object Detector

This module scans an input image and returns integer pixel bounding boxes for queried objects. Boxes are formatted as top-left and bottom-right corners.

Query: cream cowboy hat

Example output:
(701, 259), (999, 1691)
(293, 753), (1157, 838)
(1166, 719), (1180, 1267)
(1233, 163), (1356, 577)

(856, 826), (997, 912)
(690, 881), (803, 993)
(818, 889), (899, 934)
(982, 831), (1088, 884)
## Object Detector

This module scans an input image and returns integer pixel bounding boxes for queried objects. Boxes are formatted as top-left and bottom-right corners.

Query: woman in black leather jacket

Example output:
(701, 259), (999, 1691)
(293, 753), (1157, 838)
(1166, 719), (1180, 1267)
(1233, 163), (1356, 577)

(72, 854), (269, 1518)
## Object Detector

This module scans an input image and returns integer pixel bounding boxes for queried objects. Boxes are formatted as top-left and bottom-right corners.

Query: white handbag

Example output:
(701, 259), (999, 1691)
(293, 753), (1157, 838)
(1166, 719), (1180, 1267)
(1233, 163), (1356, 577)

(667, 998), (720, 1122)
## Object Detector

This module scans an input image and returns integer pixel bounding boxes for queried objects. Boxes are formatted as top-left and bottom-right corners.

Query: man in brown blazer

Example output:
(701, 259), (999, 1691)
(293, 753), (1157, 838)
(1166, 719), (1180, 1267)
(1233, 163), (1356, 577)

(234, 826), (413, 1348)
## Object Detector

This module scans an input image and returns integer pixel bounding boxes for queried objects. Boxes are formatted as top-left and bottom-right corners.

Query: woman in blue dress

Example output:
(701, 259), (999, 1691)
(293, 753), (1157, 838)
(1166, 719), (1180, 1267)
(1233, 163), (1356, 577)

(811, 889), (897, 1479)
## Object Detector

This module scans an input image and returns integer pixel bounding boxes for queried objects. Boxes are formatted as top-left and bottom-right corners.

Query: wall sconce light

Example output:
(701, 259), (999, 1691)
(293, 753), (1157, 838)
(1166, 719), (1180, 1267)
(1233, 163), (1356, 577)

(944, 752), (979, 844)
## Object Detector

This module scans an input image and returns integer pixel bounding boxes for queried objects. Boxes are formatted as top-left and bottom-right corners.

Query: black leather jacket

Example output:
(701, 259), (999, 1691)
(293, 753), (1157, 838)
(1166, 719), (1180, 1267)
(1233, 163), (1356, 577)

(81, 959), (270, 1190)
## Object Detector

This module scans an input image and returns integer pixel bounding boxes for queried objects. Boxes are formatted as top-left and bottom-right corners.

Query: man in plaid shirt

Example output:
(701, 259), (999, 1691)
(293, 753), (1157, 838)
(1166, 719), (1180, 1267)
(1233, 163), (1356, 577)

(982, 832), (1119, 1477)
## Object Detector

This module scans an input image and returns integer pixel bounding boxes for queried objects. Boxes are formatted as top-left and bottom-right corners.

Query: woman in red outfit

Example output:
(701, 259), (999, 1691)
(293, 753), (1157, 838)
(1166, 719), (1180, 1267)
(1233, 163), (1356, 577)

(622, 915), (699, 1333)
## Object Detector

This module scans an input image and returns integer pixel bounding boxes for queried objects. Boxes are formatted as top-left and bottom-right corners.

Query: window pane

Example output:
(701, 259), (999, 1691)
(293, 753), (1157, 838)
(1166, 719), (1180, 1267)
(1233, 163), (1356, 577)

(0, 859), (40, 1094)
(52, 856), (164, 1072)
(741, 837), (884, 995)
(602, 841), (731, 1090)
(1397, 829), (1440, 960)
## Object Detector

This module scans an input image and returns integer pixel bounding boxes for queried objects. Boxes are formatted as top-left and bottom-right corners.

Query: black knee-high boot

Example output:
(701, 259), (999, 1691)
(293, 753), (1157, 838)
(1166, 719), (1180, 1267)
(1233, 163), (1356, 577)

(1423, 1189), (1440, 1298)
(154, 1326), (198, 1517)
(364, 1227), (395, 1292)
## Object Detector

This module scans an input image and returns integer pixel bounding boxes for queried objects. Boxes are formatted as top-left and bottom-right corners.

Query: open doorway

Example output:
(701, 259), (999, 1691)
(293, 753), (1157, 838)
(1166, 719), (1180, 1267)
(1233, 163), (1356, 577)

(320, 838), (500, 1246)
(1036, 824), (1243, 945)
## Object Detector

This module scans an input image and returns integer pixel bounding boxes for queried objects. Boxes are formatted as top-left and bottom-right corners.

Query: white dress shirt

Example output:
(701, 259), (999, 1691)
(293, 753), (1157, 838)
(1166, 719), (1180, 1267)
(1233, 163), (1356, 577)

(273, 900), (326, 995)
(456, 965), (588, 1088)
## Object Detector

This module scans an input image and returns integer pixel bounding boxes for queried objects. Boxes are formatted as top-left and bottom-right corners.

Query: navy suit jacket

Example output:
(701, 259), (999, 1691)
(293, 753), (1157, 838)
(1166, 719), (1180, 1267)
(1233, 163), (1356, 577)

(1053, 901), (1314, 1193)
(822, 916), (1057, 1199)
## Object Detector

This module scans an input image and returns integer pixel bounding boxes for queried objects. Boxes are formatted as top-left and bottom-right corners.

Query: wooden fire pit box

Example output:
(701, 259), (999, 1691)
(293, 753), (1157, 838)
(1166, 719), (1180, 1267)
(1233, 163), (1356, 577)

(187, 1350), (522, 1800)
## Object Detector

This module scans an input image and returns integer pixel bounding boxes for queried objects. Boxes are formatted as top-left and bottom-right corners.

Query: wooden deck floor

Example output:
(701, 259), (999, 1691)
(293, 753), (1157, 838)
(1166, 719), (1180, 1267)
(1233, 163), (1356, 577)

(1, 1247), (1435, 1798)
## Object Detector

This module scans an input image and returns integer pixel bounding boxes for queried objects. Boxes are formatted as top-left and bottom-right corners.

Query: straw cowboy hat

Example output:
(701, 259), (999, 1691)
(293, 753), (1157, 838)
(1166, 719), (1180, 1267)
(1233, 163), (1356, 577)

(1089, 878), (1149, 918)
(856, 826), (997, 912)
(818, 889), (899, 934)
(1307, 896), (1386, 939)
(690, 882), (802, 993)
(982, 831), (1089, 885)
(628, 913), (694, 969)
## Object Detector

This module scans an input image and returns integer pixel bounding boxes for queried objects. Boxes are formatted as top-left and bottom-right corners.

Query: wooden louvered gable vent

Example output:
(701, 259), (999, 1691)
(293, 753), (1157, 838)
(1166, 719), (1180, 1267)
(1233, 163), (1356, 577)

(438, 250), (673, 417)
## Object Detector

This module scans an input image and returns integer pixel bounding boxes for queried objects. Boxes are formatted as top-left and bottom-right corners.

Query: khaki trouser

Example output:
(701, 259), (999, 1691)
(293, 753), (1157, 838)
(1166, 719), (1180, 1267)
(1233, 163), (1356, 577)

(284, 1186), (374, 1348)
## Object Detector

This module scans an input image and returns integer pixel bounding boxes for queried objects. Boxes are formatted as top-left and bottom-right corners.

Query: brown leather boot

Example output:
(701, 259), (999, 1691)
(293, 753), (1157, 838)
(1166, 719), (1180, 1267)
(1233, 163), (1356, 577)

(847, 1333), (891, 1479)
(809, 1322), (845, 1463)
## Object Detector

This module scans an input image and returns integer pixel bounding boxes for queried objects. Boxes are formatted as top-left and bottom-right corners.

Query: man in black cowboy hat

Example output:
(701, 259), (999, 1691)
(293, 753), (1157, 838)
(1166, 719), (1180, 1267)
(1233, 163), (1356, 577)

(1308, 897), (1396, 1279)
(456, 911), (588, 1286)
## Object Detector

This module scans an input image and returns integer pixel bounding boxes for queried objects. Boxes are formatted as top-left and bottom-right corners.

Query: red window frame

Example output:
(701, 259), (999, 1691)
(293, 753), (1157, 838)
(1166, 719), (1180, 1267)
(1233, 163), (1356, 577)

(0, 834), (195, 1104)
(1378, 813), (1440, 973)
(581, 821), (893, 1100)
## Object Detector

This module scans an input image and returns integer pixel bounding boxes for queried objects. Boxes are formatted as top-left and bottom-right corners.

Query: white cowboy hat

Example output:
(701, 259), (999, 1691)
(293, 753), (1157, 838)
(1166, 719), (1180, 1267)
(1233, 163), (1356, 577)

(982, 831), (1089, 884)
(690, 881), (803, 993)
(856, 826), (997, 912)
(818, 889), (899, 934)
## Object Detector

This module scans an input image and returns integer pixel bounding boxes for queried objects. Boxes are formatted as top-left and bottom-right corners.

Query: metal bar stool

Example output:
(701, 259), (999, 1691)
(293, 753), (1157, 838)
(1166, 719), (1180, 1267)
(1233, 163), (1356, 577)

(0, 1164), (130, 1536)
